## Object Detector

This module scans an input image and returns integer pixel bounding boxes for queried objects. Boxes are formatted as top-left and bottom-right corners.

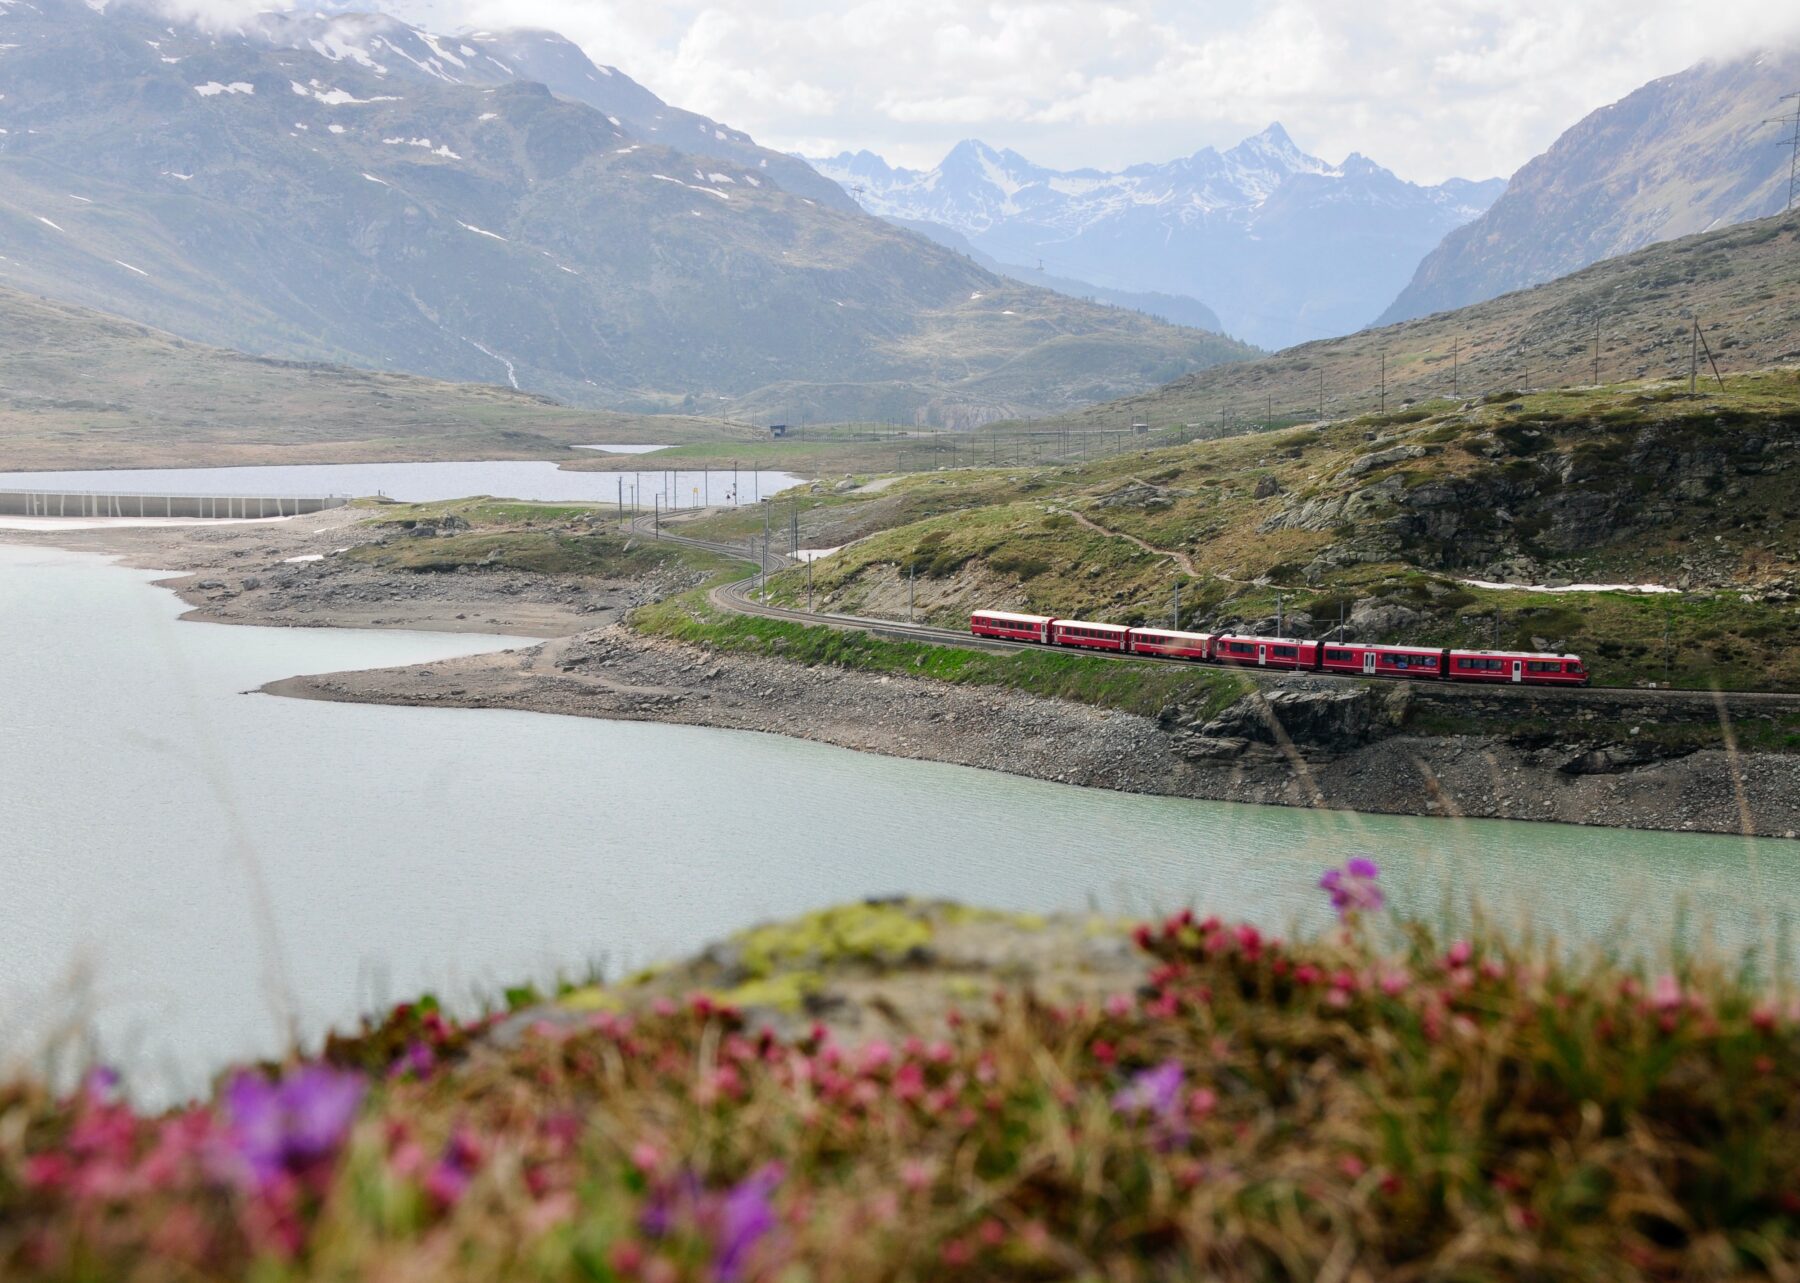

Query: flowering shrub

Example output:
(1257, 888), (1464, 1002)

(4, 893), (1800, 1280)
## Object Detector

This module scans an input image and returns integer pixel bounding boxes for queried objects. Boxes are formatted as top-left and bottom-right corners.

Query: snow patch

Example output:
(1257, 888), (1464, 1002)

(112, 259), (148, 276)
(384, 137), (460, 157)
(457, 221), (506, 241)
(1458, 578), (1680, 595)
(478, 111), (498, 121)
(328, 124), (346, 134)
(193, 81), (255, 97)
(362, 172), (389, 186)
(35, 216), (63, 232)
(162, 171), (193, 181)
(66, 194), (92, 204)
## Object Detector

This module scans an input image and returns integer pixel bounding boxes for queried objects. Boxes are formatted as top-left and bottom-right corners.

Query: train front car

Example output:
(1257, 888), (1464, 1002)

(1128, 628), (1214, 661)
(1447, 650), (1590, 686)
(1050, 619), (1132, 652)
(970, 610), (1055, 644)
(1213, 634), (1319, 671)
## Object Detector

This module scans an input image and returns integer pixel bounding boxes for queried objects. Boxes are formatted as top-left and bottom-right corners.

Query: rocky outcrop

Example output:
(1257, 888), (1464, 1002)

(1344, 443), (1428, 477)
(1176, 682), (1412, 761)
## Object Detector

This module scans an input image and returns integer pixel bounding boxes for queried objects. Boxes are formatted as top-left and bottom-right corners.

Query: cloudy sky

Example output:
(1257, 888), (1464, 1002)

(345, 0), (1800, 181)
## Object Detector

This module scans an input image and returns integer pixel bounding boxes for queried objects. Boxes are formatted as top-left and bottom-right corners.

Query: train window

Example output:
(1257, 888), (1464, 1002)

(1527, 661), (1560, 673)
(1325, 649), (1353, 662)
(1272, 645), (1297, 658)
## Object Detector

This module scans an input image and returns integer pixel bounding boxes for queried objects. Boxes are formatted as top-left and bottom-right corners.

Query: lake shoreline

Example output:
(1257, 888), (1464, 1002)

(264, 625), (1800, 842)
(5, 512), (1798, 841)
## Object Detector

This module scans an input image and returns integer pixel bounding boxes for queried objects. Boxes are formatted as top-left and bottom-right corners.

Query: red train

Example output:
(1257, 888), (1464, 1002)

(968, 611), (1589, 687)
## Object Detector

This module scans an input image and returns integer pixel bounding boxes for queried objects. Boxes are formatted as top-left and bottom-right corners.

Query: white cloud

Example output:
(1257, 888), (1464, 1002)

(160, 0), (1800, 180)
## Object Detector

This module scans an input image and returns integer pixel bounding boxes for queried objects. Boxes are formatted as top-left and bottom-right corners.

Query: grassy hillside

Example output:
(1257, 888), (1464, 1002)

(1054, 212), (1800, 432)
(680, 371), (1800, 692)
(0, 287), (746, 469)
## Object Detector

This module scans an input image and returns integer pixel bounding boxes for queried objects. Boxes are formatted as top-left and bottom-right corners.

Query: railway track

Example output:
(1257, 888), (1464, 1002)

(624, 510), (1800, 710)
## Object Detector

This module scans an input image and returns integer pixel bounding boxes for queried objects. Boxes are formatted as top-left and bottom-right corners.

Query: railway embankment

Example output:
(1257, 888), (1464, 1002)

(268, 622), (1800, 840)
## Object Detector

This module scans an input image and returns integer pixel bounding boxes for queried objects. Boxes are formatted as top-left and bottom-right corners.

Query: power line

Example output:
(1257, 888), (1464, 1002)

(1765, 91), (1800, 212)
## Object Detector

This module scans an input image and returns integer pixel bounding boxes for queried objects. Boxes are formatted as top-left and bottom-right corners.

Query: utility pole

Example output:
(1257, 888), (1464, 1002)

(807, 555), (814, 614)
(1492, 608), (1501, 650)
(1451, 337), (1459, 398)
(1275, 593), (1284, 637)
(1696, 319), (1726, 391)
(1765, 92), (1800, 212)
(761, 498), (771, 601)
(1690, 318), (1699, 396)
(618, 476), (623, 518)
(1379, 352), (1387, 415)
(1318, 369), (1325, 419)
(654, 493), (660, 535)
(1172, 581), (1180, 630)
(1592, 318), (1600, 387)
(908, 563), (915, 623)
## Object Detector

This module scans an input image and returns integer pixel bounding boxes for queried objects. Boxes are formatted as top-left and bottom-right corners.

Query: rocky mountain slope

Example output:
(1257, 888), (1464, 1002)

(0, 0), (1248, 428)
(0, 284), (741, 469)
(1060, 211), (1800, 430)
(1380, 48), (1800, 326)
(813, 129), (1502, 349)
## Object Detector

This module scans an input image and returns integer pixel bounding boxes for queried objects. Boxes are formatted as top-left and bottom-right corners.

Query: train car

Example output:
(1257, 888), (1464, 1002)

(1213, 634), (1319, 671)
(970, 610), (1053, 643)
(1129, 628), (1214, 661)
(1318, 643), (1450, 680)
(1447, 650), (1589, 686)
(1051, 619), (1132, 653)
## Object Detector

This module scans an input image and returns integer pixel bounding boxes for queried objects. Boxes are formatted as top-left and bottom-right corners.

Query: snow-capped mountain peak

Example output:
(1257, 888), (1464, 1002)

(810, 127), (1502, 349)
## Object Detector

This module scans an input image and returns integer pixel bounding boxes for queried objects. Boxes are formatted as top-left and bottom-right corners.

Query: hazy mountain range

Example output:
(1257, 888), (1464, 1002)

(1379, 48), (1800, 325)
(811, 129), (1504, 350)
(0, 0), (1248, 428)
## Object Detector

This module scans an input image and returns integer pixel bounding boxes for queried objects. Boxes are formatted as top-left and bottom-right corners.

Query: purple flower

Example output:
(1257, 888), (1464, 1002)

(1319, 857), (1384, 921)
(1112, 1061), (1184, 1124)
(712, 1164), (783, 1282)
(223, 1064), (365, 1189)
(425, 1131), (481, 1206)
(82, 1065), (121, 1106)
(640, 1165), (784, 1282)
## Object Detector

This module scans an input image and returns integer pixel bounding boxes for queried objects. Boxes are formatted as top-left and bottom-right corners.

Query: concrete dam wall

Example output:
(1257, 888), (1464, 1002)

(0, 491), (349, 519)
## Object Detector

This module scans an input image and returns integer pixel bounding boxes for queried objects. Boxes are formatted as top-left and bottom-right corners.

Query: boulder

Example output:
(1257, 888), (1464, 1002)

(1344, 444), (1427, 477)
(1347, 598), (1423, 640)
(1197, 685), (1394, 756)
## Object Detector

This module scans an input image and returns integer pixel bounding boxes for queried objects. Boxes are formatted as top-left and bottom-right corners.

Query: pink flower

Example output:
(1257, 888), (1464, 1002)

(1651, 974), (1683, 1012)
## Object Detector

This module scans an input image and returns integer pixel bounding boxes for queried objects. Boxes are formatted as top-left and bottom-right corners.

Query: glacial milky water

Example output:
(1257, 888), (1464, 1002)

(0, 544), (1791, 1100)
(0, 459), (802, 508)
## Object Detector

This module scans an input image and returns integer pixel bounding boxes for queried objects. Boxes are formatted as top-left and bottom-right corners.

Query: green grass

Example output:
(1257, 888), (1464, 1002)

(633, 585), (1250, 720)
(346, 501), (746, 580)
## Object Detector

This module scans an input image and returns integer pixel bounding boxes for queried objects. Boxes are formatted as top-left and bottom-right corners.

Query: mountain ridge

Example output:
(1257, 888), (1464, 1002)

(1378, 48), (1800, 326)
(0, 0), (1249, 428)
(1052, 209), (1800, 431)
(811, 128), (1503, 350)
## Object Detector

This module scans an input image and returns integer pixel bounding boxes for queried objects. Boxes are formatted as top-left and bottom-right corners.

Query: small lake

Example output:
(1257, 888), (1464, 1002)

(0, 546), (1791, 1100)
(0, 460), (801, 508)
